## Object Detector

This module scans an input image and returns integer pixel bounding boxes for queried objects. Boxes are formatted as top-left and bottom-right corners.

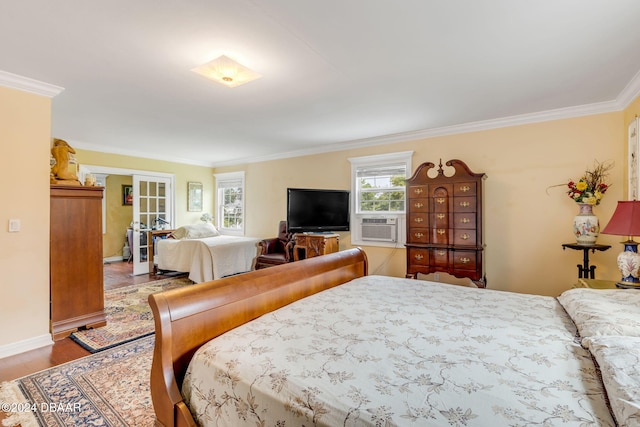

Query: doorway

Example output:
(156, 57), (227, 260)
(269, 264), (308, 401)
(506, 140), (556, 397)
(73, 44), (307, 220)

(85, 165), (175, 278)
(131, 175), (173, 275)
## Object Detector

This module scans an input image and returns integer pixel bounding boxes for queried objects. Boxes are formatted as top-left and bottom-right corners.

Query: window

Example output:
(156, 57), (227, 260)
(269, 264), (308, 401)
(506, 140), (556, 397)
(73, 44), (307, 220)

(214, 171), (245, 235)
(348, 151), (413, 247)
(357, 164), (407, 213)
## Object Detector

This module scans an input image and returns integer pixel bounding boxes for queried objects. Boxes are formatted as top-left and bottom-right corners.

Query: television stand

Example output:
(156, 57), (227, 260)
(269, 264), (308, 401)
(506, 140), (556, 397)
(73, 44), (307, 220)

(293, 233), (339, 261)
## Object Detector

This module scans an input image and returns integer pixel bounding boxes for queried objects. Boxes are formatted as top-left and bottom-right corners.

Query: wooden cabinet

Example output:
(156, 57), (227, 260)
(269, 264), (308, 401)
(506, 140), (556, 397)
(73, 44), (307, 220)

(405, 160), (486, 287)
(293, 233), (339, 261)
(50, 185), (106, 340)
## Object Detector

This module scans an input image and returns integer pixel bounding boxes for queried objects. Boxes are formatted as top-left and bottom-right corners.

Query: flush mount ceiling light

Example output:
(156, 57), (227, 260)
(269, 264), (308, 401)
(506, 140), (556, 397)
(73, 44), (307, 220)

(191, 55), (261, 88)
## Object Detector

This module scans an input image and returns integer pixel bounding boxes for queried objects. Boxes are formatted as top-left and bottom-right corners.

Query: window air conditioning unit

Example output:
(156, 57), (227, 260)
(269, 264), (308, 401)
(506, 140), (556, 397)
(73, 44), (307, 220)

(360, 217), (397, 242)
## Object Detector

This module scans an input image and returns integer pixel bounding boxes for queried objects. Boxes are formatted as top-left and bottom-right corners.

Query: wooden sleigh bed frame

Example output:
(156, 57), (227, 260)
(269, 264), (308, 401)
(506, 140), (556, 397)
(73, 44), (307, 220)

(148, 248), (368, 427)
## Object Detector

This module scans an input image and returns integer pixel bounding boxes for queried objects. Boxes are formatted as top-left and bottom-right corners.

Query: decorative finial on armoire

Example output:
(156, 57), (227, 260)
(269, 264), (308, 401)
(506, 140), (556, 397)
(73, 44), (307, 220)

(437, 159), (445, 176)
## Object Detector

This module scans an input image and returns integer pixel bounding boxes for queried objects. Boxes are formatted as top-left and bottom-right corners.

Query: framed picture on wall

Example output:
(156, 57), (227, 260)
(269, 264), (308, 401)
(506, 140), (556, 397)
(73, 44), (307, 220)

(188, 182), (203, 212)
(629, 117), (640, 201)
(122, 185), (133, 206)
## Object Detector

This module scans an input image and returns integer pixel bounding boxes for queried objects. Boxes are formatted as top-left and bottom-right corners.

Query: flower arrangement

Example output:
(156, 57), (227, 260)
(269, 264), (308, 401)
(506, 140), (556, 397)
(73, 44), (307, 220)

(565, 161), (613, 205)
(200, 212), (213, 223)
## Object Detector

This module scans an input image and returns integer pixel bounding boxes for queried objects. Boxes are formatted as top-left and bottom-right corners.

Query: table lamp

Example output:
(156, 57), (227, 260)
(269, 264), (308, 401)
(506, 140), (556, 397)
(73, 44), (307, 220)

(601, 201), (640, 288)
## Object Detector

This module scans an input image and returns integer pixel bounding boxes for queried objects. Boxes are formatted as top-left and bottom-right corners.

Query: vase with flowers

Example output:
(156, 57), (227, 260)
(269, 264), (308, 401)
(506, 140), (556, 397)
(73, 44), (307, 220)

(565, 161), (612, 245)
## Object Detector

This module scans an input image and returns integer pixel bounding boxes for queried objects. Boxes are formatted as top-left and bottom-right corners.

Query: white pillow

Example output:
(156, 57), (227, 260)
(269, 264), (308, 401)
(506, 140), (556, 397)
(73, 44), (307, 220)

(171, 223), (219, 240)
(557, 288), (640, 343)
(586, 336), (640, 426)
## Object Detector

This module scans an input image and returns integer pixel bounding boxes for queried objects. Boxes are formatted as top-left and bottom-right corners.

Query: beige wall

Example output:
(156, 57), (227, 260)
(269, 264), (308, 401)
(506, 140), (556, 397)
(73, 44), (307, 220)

(104, 175), (133, 258)
(0, 86), (52, 348)
(218, 111), (626, 296)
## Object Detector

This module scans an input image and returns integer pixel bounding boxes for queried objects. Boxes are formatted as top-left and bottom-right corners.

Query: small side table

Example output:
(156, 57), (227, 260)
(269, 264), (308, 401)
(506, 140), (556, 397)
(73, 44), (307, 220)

(148, 229), (175, 274)
(293, 233), (339, 261)
(562, 243), (611, 279)
(574, 278), (618, 289)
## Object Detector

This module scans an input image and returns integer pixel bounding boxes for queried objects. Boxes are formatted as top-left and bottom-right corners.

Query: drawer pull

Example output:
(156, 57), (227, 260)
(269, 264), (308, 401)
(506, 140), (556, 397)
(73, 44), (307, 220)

(437, 250), (446, 256)
(460, 185), (470, 192)
(414, 217), (424, 223)
(414, 188), (423, 195)
(414, 202), (424, 208)
(437, 229), (446, 235)
(414, 254), (424, 260)
(460, 233), (470, 240)
(460, 217), (470, 224)
(459, 201), (470, 208)
(414, 232), (424, 238)
(460, 257), (470, 264)
(436, 198), (446, 204)
(437, 213), (445, 220)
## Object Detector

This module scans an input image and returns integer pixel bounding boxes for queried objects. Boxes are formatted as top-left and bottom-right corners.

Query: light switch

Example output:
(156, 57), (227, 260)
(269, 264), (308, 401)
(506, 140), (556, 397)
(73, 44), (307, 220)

(8, 219), (20, 232)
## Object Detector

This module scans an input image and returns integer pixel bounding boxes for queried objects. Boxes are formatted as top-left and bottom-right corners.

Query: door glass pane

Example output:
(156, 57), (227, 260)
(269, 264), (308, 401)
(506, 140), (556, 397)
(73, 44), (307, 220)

(139, 229), (148, 261)
(139, 181), (148, 197)
(141, 214), (150, 230)
(159, 183), (166, 197)
(139, 246), (147, 262)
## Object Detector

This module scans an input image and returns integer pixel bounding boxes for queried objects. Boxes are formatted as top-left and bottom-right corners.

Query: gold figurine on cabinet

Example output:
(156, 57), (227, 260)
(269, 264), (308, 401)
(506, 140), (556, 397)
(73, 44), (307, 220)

(50, 138), (81, 185)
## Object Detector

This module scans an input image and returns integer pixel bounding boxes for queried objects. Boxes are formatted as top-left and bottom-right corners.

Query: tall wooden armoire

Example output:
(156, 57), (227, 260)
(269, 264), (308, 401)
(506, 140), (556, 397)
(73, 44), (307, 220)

(50, 185), (106, 340)
(405, 159), (486, 287)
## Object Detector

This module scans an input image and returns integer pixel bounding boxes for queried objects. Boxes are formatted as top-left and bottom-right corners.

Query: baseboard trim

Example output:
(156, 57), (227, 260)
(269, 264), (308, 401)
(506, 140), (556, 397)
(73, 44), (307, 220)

(104, 255), (125, 263)
(0, 334), (54, 359)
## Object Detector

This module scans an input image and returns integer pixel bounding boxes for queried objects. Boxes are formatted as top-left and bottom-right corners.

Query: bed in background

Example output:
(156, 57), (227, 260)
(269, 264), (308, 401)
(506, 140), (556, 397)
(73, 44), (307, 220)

(149, 248), (640, 427)
(153, 223), (259, 282)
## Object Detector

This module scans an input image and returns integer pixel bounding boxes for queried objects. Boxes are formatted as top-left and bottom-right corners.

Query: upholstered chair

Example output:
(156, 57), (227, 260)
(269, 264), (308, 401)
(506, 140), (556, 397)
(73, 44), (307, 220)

(255, 221), (295, 269)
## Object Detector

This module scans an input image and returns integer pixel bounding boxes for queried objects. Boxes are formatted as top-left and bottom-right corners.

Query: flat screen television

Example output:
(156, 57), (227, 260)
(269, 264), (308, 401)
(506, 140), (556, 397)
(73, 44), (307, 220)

(287, 188), (350, 233)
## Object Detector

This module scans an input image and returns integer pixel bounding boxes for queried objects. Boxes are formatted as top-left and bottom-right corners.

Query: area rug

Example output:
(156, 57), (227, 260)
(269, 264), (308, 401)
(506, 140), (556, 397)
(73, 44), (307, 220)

(70, 276), (191, 352)
(0, 335), (155, 427)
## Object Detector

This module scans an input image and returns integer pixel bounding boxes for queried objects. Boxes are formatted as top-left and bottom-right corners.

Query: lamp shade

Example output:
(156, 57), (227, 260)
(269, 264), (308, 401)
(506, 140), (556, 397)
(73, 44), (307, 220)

(601, 201), (640, 237)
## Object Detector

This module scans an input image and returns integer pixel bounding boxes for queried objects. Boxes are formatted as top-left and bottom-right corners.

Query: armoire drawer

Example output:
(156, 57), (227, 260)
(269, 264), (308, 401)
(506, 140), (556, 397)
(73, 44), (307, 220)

(453, 230), (477, 246)
(409, 198), (429, 212)
(454, 182), (477, 197)
(407, 248), (430, 266)
(407, 228), (429, 243)
(453, 197), (476, 213)
(453, 251), (477, 270)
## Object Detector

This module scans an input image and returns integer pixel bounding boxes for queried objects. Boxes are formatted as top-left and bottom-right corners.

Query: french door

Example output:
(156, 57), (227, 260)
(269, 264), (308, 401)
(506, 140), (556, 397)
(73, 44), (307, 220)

(132, 175), (173, 275)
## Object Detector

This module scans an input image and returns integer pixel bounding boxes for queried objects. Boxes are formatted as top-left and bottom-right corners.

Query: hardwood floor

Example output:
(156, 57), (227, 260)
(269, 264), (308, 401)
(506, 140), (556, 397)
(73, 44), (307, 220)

(0, 261), (167, 383)
(104, 259), (170, 291)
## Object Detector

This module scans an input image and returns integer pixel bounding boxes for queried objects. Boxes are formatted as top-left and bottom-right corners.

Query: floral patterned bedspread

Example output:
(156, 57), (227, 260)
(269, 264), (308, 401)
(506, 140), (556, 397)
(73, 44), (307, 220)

(182, 276), (614, 426)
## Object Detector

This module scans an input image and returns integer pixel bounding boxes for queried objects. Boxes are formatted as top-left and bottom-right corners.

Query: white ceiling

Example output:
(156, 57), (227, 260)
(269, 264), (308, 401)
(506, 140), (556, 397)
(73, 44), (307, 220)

(2, 1), (640, 167)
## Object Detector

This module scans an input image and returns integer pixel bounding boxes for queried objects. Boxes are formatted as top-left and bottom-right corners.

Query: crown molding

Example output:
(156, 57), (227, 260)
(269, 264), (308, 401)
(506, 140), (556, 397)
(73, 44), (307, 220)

(0, 70), (64, 97)
(70, 95), (629, 169)
(211, 100), (621, 167)
(616, 69), (640, 109)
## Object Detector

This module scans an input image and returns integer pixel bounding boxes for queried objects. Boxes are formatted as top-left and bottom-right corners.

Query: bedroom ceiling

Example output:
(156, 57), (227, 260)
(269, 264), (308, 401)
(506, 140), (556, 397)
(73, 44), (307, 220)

(2, 1), (640, 167)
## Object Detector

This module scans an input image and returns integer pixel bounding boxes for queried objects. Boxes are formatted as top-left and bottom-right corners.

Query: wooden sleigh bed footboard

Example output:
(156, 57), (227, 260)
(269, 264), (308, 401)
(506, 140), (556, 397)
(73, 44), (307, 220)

(148, 247), (368, 427)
